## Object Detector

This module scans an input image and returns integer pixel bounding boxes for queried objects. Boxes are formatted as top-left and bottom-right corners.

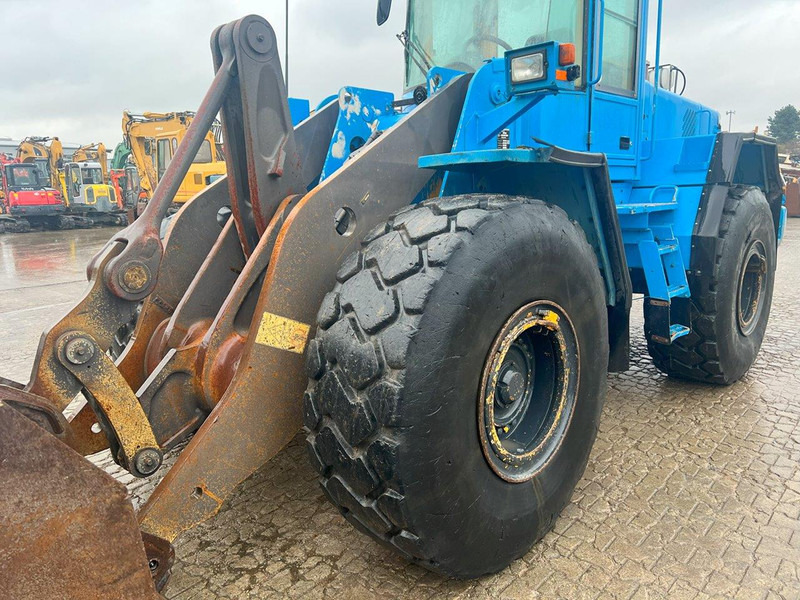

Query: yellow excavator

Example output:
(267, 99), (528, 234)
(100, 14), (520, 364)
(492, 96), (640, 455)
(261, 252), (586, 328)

(16, 137), (123, 225)
(16, 136), (63, 189)
(72, 142), (109, 182)
(122, 111), (226, 209)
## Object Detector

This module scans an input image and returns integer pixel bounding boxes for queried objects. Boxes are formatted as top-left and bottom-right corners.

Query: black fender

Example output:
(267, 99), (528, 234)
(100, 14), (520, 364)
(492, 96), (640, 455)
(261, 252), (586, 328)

(542, 146), (632, 373)
(424, 144), (633, 372)
(696, 132), (782, 243)
(690, 133), (782, 303)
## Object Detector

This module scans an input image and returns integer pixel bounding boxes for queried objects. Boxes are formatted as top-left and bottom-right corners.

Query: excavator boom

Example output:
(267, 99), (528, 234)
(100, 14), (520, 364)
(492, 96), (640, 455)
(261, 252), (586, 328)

(122, 110), (226, 206)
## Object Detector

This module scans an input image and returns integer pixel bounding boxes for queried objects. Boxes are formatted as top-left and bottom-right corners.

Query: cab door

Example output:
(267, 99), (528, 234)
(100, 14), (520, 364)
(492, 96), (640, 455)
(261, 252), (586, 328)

(589, 0), (642, 180)
(156, 138), (173, 183)
(66, 164), (83, 205)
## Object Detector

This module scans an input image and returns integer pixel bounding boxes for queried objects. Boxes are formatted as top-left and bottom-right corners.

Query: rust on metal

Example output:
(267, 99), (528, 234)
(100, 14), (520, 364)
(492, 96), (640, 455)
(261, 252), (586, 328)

(0, 402), (163, 600)
(0, 384), (82, 450)
(96, 55), (236, 302)
(26, 241), (136, 412)
(68, 179), (233, 451)
(477, 303), (577, 482)
(56, 331), (160, 476)
(137, 74), (470, 543)
(120, 261), (152, 294)
(142, 532), (175, 592)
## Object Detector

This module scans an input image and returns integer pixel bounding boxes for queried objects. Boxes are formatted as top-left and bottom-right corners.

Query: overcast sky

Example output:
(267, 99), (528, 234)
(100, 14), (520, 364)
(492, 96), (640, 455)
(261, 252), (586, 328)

(1, 0), (798, 148)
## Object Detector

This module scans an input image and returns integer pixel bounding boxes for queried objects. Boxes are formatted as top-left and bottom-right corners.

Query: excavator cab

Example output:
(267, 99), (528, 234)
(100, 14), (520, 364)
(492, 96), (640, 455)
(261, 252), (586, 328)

(62, 161), (119, 215)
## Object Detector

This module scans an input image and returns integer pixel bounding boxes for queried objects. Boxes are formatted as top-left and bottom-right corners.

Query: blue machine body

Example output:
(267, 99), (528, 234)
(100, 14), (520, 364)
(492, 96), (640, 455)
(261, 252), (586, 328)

(305, 0), (785, 357)
(288, 98), (311, 125)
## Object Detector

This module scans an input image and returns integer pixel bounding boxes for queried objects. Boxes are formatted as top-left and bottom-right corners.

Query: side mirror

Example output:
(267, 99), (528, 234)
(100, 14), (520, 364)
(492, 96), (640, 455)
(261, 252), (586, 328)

(377, 0), (392, 26)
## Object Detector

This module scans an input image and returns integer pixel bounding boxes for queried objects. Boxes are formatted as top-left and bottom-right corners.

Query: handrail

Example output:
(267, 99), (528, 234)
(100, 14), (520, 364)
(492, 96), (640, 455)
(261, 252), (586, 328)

(648, 185), (678, 204)
(588, 0), (606, 86)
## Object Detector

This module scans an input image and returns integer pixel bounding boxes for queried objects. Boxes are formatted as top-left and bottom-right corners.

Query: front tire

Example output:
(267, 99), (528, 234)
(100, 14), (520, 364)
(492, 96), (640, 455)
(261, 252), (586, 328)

(304, 195), (608, 577)
(647, 186), (776, 384)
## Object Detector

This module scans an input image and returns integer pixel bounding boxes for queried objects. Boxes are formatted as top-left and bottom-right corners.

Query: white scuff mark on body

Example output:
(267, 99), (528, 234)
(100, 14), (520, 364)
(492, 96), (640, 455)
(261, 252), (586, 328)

(347, 95), (362, 120)
(331, 131), (347, 159)
(338, 88), (362, 122)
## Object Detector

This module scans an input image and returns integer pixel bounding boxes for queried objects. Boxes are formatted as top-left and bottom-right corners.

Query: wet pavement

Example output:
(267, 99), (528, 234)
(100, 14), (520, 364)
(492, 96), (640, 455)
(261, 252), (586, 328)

(0, 227), (121, 383)
(1, 223), (799, 599)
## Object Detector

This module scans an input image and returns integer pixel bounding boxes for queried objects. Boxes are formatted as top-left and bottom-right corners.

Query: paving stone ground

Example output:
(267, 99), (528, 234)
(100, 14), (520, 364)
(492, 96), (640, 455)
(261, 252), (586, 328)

(1, 222), (799, 599)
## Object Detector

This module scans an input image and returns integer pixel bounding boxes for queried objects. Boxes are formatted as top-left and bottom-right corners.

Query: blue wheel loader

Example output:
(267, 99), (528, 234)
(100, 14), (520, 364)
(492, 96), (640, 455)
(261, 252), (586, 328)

(0, 1), (784, 596)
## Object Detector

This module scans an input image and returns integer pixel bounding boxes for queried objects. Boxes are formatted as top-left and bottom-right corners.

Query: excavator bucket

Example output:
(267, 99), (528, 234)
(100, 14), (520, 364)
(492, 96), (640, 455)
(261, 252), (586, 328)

(0, 13), (468, 596)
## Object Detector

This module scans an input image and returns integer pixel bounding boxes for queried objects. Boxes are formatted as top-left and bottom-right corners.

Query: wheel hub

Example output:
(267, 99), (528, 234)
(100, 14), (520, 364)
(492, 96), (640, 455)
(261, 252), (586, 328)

(737, 240), (768, 337)
(478, 301), (580, 483)
(494, 347), (532, 428)
(497, 368), (525, 409)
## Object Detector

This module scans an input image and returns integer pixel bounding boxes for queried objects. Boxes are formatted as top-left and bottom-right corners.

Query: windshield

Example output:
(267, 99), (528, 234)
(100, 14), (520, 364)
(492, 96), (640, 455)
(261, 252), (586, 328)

(81, 167), (104, 185)
(6, 165), (41, 187)
(405, 0), (585, 89)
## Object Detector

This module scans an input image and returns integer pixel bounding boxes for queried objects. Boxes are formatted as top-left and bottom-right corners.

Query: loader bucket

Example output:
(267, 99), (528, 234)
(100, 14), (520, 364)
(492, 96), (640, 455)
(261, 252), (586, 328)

(0, 401), (164, 599)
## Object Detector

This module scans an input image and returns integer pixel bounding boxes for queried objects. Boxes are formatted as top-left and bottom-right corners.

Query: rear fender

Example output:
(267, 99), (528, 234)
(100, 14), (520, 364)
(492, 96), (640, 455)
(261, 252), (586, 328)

(690, 133), (784, 307)
(700, 133), (784, 243)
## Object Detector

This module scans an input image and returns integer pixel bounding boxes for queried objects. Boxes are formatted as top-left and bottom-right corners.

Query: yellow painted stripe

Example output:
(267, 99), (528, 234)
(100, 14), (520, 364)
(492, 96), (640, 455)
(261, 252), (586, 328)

(255, 312), (310, 354)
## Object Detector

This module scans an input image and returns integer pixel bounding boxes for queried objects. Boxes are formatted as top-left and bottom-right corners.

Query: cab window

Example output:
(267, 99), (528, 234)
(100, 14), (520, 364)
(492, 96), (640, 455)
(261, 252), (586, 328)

(81, 167), (103, 185)
(600, 0), (640, 93)
(193, 140), (213, 164)
(157, 138), (172, 180)
(405, 0), (585, 89)
(8, 165), (38, 187)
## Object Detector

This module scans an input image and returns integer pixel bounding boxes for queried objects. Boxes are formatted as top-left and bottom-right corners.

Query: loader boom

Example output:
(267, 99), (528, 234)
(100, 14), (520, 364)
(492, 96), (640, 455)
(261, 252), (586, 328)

(1, 13), (468, 596)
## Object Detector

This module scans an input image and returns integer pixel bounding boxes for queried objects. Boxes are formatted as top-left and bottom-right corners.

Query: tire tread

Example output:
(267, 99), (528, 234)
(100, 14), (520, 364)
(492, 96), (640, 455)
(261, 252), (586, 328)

(646, 185), (767, 384)
(305, 195), (592, 571)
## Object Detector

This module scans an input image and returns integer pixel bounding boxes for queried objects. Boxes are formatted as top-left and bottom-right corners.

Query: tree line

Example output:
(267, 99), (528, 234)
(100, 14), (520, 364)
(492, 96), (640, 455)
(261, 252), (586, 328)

(767, 105), (800, 152)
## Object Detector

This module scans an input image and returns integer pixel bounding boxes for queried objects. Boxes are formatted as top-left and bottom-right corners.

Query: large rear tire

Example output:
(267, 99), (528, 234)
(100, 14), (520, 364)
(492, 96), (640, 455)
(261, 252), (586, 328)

(304, 195), (608, 577)
(647, 186), (776, 385)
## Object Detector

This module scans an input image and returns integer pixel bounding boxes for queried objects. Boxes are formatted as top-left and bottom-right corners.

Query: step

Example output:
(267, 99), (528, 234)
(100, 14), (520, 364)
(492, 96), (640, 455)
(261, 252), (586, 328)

(616, 201), (678, 215)
(670, 324), (691, 342)
(658, 242), (679, 255)
(668, 284), (690, 298)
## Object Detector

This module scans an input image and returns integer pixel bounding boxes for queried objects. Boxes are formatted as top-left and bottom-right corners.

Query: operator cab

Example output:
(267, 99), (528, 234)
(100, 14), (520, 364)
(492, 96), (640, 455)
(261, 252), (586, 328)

(64, 161), (115, 212)
(402, 0), (586, 90)
(5, 163), (44, 189)
(381, 0), (706, 183)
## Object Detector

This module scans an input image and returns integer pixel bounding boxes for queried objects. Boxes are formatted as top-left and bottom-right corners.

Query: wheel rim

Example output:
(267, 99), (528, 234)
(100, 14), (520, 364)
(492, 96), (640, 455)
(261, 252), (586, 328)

(478, 301), (580, 483)
(736, 240), (768, 337)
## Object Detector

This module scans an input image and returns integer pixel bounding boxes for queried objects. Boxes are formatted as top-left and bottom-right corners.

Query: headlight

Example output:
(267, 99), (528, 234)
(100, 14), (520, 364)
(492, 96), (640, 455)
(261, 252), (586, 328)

(510, 52), (546, 84)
